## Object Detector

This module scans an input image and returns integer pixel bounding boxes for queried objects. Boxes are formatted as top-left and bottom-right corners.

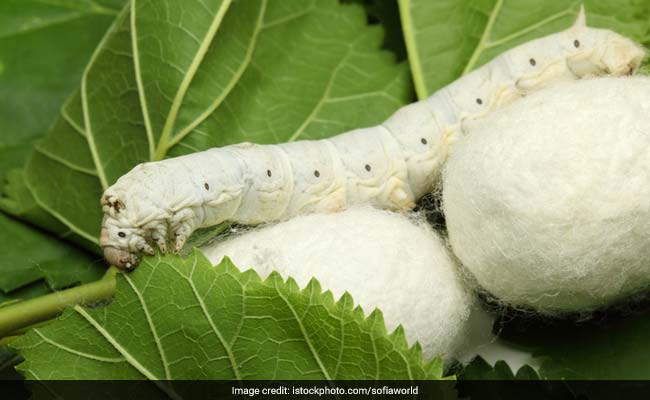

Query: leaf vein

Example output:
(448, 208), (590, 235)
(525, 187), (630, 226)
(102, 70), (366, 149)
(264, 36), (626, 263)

(462, 0), (504, 75)
(287, 34), (363, 142)
(123, 273), (171, 379)
(167, 255), (242, 380)
(33, 328), (125, 363)
(272, 276), (332, 380)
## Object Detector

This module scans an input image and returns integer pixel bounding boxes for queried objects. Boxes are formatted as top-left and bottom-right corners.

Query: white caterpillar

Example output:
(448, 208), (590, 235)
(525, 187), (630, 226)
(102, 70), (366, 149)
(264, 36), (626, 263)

(101, 9), (645, 269)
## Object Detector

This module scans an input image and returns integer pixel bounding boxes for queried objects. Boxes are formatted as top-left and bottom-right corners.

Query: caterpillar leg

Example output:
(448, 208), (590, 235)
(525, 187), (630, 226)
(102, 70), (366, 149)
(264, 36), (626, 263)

(384, 177), (416, 210)
(150, 225), (168, 254)
(169, 209), (198, 253)
(171, 223), (194, 253)
(172, 227), (191, 253)
(137, 242), (155, 256)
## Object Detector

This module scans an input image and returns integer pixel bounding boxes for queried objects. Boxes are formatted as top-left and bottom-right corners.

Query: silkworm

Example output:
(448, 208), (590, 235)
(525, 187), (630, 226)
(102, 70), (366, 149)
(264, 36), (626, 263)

(100, 9), (646, 269)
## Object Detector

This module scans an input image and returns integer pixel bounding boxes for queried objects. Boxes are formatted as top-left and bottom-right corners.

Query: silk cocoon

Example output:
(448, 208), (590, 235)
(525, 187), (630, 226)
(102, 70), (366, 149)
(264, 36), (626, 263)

(201, 206), (474, 360)
(443, 77), (650, 313)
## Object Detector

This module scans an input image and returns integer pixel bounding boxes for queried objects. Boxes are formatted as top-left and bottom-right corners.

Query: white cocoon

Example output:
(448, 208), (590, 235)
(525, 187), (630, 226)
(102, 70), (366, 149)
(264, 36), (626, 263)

(443, 76), (650, 313)
(201, 207), (474, 360)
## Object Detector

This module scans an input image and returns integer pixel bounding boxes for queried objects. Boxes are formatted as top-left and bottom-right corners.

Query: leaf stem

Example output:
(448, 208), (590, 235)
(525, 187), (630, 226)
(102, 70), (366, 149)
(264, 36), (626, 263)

(398, 0), (429, 99)
(0, 274), (117, 337)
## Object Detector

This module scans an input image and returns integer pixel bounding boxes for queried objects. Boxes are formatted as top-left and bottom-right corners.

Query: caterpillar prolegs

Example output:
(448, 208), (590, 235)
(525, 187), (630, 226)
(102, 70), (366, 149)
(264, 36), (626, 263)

(100, 9), (646, 269)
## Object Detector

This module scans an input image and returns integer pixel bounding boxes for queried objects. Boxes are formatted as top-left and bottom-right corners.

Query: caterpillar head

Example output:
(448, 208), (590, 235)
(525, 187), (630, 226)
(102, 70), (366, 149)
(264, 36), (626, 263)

(100, 209), (150, 270)
(564, 6), (646, 77)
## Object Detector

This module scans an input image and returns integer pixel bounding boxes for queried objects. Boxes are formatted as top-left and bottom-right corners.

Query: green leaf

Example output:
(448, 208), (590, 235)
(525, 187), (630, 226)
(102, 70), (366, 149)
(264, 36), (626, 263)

(1, 168), (95, 253)
(345, 0), (408, 61)
(454, 357), (582, 400)
(0, 281), (51, 305)
(0, 212), (104, 298)
(461, 321), (650, 400)
(497, 307), (650, 380)
(13, 250), (442, 382)
(0, 346), (23, 380)
(0, 0), (124, 187)
(177, 0), (409, 150)
(0, 1), (126, 297)
(1, 169), (70, 235)
(132, 0), (235, 162)
(398, 0), (650, 99)
(458, 356), (538, 380)
(25, 0), (411, 248)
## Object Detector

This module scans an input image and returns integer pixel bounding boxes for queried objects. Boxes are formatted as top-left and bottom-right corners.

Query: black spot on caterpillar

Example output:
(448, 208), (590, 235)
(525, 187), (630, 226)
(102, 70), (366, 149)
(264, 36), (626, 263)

(100, 8), (646, 269)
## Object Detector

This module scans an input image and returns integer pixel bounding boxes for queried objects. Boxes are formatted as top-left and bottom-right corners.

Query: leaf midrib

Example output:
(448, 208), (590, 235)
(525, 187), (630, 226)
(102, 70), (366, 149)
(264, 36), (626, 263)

(163, 0), (269, 154)
(73, 305), (183, 399)
(159, 0), (320, 156)
(398, 0), (428, 99)
(142, 0), (234, 161)
(73, 305), (160, 379)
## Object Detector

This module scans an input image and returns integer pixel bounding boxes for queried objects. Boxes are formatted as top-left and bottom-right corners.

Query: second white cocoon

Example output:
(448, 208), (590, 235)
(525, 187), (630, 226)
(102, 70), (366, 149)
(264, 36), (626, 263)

(443, 76), (650, 314)
(201, 206), (474, 361)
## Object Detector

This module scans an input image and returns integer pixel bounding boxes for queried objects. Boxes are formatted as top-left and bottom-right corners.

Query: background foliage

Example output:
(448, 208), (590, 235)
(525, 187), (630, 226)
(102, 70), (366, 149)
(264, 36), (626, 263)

(1, 0), (650, 393)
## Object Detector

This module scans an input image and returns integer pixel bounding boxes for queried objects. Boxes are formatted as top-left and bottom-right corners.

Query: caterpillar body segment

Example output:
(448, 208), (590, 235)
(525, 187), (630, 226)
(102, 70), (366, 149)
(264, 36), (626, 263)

(280, 140), (347, 216)
(100, 8), (646, 269)
(327, 126), (415, 210)
(381, 101), (448, 199)
(225, 144), (293, 225)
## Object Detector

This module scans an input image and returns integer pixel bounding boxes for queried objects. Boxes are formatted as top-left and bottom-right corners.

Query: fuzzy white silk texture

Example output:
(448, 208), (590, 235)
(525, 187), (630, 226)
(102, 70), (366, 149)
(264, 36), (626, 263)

(201, 206), (474, 360)
(443, 76), (650, 314)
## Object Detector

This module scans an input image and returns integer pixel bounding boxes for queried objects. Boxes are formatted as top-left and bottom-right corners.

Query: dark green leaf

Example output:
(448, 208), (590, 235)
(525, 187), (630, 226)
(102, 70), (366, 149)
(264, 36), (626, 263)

(0, 0), (124, 184)
(0, 1), (125, 297)
(0, 213), (104, 295)
(0, 346), (23, 380)
(0, 169), (69, 234)
(455, 357), (585, 400)
(497, 306), (650, 380)
(345, 0), (408, 61)
(0, 281), (51, 305)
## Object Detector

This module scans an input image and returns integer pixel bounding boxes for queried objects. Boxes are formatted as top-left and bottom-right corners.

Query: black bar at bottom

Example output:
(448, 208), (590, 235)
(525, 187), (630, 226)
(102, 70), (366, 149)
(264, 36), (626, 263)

(1, 379), (648, 400)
